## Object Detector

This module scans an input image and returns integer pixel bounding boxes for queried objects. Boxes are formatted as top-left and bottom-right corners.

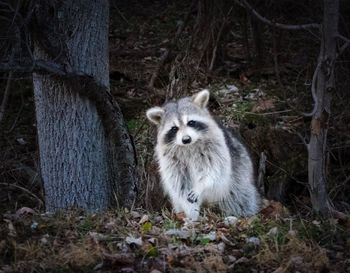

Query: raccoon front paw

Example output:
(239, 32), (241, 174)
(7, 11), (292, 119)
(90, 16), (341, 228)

(187, 190), (199, 203)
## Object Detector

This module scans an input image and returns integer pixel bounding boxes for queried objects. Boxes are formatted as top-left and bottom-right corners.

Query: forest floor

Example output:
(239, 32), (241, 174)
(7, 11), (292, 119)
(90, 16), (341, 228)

(1, 204), (350, 273)
(1, 0), (350, 272)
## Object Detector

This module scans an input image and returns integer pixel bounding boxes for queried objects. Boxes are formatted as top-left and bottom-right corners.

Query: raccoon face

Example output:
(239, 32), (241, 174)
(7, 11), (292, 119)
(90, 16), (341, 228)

(146, 90), (210, 147)
(162, 115), (209, 146)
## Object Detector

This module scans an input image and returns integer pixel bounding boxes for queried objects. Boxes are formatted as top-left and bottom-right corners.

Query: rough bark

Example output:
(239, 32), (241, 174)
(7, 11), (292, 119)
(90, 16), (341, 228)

(308, 0), (338, 214)
(32, 0), (137, 211)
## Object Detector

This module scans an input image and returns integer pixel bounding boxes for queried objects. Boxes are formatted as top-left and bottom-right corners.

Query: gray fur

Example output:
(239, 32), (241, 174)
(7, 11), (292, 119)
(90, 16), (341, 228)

(146, 90), (260, 220)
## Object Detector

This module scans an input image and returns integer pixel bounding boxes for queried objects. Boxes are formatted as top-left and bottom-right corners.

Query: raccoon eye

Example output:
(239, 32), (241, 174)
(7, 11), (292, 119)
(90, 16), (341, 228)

(170, 126), (178, 132)
(187, 120), (196, 127)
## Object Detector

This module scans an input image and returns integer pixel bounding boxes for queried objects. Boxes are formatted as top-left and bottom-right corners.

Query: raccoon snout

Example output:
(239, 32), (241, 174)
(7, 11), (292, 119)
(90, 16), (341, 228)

(182, 135), (192, 144)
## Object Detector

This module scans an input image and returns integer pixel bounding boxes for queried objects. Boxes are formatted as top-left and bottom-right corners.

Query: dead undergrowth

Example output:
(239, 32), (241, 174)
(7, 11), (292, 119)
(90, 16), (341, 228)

(1, 202), (349, 273)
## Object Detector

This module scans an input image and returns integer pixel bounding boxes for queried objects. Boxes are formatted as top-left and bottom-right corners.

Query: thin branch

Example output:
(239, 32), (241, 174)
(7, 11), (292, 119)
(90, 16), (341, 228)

(257, 151), (266, 194)
(245, 109), (292, 116)
(148, 0), (198, 88)
(5, 90), (24, 133)
(0, 59), (83, 76)
(209, 7), (232, 71)
(303, 60), (322, 117)
(338, 34), (350, 43)
(272, 27), (283, 87)
(0, 182), (44, 206)
(112, 2), (130, 25)
(337, 41), (350, 57)
(10, 0), (21, 26)
(0, 71), (13, 124)
(266, 159), (306, 185)
(295, 131), (309, 150)
(233, 0), (320, 31)
(336, 34), (350, 58)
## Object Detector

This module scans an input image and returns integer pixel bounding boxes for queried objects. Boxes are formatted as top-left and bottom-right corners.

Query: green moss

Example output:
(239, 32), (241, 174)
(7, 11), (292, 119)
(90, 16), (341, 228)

(141, 222), (153, 233)
(146, 245), (159, 257)
(163, 218), (180, 230)
(77, 216), (96, 235)
(126, 119), (141, 131)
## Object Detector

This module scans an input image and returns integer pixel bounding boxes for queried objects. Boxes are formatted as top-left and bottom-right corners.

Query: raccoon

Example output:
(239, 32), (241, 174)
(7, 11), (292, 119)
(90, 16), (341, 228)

(146, 90), (260, 220)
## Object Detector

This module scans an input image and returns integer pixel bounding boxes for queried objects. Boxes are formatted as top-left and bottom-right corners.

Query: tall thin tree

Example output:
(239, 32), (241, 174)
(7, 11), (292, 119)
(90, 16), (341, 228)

(233, 0), (347, 214)
(307, 0), (339, 214)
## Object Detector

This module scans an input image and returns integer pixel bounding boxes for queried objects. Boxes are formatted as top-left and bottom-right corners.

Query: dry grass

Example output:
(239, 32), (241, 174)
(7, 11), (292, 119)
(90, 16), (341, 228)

(0, 205), (349, 273)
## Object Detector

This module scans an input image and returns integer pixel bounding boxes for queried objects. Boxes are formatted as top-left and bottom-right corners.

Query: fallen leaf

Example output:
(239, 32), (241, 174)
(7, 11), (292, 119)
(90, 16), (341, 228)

(224, 216), (238, 226)
(16, 138), (27, 145)
(332, 210), (350, 227)
(89, 231), (109, 242)
(125, 235), (143, 246)
(235, 256), (249, 264)
(202, 231), (217, 242)
(4, 219), (16, 237)
(267, 227), (278, 237)
(164, 228), (192, 239)
(252, 98), (275, 112)
(130, 211), (141, 219)
(272, 266), (285, 273)
(260, 200), (289, 218)
(287, 230), (297, 237)
(150, 270), (163, 273)
(239, 73), (250, 84)
(148, 237), (156, 244)
(139, 214), (149, 224)
(175, 212), (186, 221)
(201, 255), (227, 273)
(217, 232), (235, 247)
(246, 237), (260, 246)
(102, 252), (136, 264)
(104, 219), (117, 230)
(312, 220), (321, 227)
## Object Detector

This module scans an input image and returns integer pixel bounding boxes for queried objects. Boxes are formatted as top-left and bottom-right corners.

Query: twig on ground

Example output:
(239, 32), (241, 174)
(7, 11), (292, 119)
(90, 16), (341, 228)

(245, 109), (292, 116)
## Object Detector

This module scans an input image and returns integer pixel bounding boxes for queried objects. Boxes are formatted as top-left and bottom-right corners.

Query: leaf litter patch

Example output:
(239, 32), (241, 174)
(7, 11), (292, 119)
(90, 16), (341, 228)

(1, 203), (349, 273)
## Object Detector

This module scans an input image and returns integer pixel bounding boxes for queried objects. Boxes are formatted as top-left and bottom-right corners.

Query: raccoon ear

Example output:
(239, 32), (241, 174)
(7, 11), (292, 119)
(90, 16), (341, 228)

(192, 89), (210, 108)
(146, 107), (164, 125)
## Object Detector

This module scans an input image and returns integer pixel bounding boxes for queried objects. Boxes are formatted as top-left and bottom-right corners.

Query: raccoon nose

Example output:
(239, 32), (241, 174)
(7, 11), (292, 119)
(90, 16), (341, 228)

(182, 135), (192, 144)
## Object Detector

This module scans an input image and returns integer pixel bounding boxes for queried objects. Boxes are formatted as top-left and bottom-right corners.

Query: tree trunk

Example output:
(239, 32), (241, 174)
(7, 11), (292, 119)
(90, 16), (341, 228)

(308, 0), (338, 214)
(32, 0), (137, 211)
